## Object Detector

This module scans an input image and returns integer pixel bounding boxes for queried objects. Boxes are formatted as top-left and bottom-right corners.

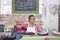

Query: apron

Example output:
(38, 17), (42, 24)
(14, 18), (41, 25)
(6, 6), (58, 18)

(26, 25), (35, 33)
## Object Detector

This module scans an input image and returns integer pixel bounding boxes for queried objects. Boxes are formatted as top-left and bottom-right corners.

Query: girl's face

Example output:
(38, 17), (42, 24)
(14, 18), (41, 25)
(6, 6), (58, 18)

(16, 21), (23, 27)
(19, 21), (23, 25)
(16, 21), (23, 25)
(29, 16), (35, 24)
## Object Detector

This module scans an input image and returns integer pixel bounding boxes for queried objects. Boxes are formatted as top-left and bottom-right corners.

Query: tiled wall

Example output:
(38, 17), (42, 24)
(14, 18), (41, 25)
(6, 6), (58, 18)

(1, 0), (12, 14)
(0, 14), (43, 27)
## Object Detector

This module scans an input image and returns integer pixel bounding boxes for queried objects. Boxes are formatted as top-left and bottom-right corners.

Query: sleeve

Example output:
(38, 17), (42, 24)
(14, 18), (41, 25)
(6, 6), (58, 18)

(14, 25), (17, 32)
(37, 26), (40, 32)
(35, 24), (40, 32)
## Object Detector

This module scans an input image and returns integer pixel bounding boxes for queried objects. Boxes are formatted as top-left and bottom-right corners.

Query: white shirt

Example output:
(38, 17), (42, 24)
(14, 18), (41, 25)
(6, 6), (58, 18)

(26, 25), (35, 33)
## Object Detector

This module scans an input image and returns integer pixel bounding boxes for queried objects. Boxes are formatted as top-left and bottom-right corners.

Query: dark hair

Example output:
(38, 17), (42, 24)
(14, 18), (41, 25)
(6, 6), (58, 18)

(28, 15), (35, 21)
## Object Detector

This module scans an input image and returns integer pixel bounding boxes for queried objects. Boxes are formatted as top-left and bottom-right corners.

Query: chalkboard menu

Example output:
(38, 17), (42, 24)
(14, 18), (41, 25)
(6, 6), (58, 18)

(15, 0), (36, 10)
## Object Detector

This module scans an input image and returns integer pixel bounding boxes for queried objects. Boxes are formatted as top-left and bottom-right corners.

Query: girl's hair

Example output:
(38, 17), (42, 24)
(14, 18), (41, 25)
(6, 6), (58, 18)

(28, 15), (35, 21)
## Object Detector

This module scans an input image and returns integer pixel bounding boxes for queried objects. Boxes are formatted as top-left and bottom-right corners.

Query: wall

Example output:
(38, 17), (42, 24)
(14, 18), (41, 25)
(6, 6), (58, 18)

(41, 0), (58, 35)
(0, 0), (1, 13)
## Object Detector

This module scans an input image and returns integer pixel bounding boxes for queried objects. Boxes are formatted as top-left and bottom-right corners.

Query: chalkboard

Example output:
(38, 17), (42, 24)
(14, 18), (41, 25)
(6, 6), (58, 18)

(15, 0), (36, 10)
(12, 0), (39, 14)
